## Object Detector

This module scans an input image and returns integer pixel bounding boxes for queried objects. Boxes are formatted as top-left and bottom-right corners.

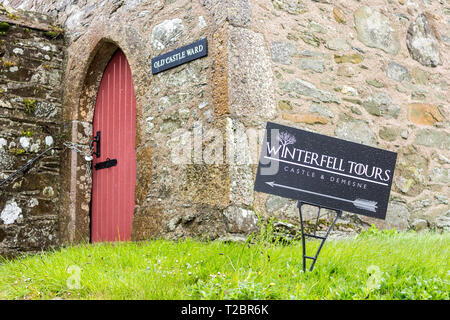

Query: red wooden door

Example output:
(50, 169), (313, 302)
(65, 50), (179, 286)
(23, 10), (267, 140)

(91, 49), (136, 242)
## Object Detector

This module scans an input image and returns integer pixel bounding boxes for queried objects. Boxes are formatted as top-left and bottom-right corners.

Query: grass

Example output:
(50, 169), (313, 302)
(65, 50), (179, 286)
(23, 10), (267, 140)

(0, 228), (448, 300)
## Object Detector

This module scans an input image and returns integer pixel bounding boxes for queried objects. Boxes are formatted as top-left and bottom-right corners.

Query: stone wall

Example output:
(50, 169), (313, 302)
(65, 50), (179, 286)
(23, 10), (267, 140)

(2, 0), (240, 244)
(250, 0), (449, 233)
(2, 0), (448, 248)
(0, 5), (64, 256)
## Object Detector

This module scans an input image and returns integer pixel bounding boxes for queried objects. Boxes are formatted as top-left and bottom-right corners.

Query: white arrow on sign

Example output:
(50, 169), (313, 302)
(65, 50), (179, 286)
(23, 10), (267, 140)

(265, 181), (378, 212)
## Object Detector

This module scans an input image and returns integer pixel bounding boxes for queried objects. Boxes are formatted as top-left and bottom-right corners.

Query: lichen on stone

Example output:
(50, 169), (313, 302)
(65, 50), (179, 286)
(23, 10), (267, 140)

(354, 6), (400, 55)
(271, 0), (306, 15)
(0, 148), (14, 169)
(406, 14), (441, 67)
(1, 200), (22, 225)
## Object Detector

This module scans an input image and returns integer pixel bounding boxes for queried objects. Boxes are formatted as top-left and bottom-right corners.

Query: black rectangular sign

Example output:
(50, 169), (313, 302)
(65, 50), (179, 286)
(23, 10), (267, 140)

(151, 38), (207, 75)
(254, 122), (397, 219)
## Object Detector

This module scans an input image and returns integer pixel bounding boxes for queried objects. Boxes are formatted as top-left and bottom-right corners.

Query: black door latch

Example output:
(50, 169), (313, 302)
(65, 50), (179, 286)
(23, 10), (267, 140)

(90, 131), (101, 158)
(94, 158), (117, 170)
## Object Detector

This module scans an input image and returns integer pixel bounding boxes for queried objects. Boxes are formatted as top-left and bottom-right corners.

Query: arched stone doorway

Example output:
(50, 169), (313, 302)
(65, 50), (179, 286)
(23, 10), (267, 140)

(60, 39), (142, 244)
(91, 49), (136, 242)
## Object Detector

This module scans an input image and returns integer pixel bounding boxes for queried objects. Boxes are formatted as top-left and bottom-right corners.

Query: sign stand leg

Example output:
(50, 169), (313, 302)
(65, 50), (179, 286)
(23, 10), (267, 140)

(297, 201), (342, 272)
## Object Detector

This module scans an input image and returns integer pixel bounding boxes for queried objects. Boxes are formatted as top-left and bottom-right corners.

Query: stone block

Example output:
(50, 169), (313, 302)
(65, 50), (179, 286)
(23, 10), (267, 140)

(228, 26), (276, 123)
(415, 129), (450, 150)
(406, 14), (441, 67)
(407, 103), (444, 126)
(223, 206), (258, 233)
(354, 6), (400, 54)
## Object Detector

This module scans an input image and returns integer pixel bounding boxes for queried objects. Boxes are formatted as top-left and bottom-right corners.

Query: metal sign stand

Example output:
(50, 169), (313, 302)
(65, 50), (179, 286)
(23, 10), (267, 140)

(297, 201), (342, 272)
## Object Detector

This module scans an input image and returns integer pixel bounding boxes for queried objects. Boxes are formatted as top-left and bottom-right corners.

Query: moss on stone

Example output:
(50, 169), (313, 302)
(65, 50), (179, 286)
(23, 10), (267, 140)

(9, 147), (26, 155)
(8, 13), (19, 20)
(23, 99), (37, 114)
(2, 60), (17, 68)
(44, 31), (60, 38)
(0, 22), (10, 32)
(44, 26), (64, 39)
(20, 130), (34, 137)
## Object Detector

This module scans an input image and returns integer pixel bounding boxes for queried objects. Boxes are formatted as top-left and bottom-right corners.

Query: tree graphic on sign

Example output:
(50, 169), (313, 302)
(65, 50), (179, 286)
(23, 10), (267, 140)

(278, 131), (296, 154)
